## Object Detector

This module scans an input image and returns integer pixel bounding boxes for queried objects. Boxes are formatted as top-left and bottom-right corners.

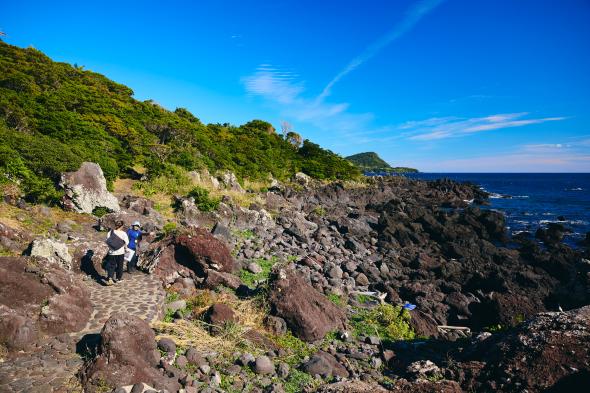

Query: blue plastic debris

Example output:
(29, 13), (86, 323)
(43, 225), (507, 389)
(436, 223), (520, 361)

(402, 302), (416, 311)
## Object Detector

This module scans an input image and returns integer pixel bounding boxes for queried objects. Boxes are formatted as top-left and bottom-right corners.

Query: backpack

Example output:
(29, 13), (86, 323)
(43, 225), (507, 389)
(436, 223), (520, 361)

(106, 231), (126, 250)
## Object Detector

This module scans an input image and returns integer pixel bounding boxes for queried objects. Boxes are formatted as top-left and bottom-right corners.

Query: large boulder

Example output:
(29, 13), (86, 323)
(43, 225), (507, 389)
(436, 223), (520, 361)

(60, 162), (120, 214)
(268, 267), (347, 342)
(175, 230), (235, 274)
(29, 238), (73, 270)
(0, 306), (38, 351)
(138, 229), (235, 282)
(0, 256), (92, 350)
(82, 313), (179, 392)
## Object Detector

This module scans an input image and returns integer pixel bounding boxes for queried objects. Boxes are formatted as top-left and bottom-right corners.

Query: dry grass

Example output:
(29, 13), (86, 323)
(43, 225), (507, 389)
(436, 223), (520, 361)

(153, 289), (269, 356)
(0, 343), (7, 361)
(0, 202), (93, 235)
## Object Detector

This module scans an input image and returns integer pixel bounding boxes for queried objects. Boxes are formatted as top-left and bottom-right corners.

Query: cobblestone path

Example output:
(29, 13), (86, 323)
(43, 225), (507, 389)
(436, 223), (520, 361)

(0, 272), (165, 393)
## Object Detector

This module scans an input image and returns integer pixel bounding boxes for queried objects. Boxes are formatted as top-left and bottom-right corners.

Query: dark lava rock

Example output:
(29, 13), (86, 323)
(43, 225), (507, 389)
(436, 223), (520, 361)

(269, 267), (347, 342)
(204, 303), (236, 326)
(158, 337), (176, 354)
(81, 313), (179, 392)
(458, 305), (590, 393)
(175, 230), (236, 273)
(302, 351), (349, 378)
(203, 269), (242, 290)
(0, 256), (92, 350)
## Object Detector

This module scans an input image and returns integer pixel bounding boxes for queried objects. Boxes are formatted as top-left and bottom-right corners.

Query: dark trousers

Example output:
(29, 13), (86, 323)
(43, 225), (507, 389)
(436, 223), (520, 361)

(106, 254), (124, 280)
(128, 250), (138, 272)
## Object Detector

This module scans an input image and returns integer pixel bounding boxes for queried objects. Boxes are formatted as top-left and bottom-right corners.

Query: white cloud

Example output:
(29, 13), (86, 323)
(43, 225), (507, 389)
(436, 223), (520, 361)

(318, 0), (445, 100)
(403, 113), (567, 141)
(242, 64), (374, 138)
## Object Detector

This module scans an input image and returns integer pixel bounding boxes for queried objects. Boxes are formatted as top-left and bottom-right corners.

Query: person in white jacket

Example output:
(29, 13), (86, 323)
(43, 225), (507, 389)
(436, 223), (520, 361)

(105, 220), (129, 285)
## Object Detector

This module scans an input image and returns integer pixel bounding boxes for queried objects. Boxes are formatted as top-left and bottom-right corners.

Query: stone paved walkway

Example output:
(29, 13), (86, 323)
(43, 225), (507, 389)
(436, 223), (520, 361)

(0, 272), (165, 393)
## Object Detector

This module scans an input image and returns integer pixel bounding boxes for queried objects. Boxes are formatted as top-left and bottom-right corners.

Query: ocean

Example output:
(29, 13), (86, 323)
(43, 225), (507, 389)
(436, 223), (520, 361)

(405, 173), (590, 247)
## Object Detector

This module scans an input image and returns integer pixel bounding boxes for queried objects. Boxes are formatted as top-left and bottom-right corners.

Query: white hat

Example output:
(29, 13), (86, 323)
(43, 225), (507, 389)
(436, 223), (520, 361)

(132, 221), (141, 227)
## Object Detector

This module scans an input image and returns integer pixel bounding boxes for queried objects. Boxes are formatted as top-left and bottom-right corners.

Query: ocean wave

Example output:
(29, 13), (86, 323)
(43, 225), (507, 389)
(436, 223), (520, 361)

(567, 187), (583, 191)
(539, 219), (588, 226)
(513, 195), (529, 199)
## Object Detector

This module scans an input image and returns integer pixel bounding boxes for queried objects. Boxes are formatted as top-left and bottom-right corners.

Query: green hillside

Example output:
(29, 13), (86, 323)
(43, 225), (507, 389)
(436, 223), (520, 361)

(0, 42), (360, 203)
(346, 152), (418, 173)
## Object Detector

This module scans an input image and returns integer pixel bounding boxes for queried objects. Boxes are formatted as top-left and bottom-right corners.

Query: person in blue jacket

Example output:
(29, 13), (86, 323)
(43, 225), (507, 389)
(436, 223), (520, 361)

(126, 221), (143, 274)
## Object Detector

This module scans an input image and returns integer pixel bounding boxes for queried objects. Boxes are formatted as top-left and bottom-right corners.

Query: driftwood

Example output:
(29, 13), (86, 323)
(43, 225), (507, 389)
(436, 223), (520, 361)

(437, 325), (472, 337)
(350, 290), (387, 304)
(136, 246), (163, 273)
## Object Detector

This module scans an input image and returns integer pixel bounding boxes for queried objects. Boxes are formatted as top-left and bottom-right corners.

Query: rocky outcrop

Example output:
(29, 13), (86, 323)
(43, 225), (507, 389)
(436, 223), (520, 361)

(81, 313), (179, 392)
(456, 305), (590, 392)
(293, 172), (312, 186)
(219, 171), (244, 193)
(60, 162), (120, 214)
(28, 238), (73, 270)
(268, 267), (347, 342)
(0, 256), (91, 350)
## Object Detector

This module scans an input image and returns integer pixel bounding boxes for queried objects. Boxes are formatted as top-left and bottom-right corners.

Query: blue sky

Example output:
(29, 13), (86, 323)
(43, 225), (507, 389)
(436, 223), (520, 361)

(2, 0), (590, 172)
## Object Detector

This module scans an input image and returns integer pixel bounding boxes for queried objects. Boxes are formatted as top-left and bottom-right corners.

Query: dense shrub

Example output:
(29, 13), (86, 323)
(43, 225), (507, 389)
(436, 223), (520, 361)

(0, 41), (361, 203)
(187, 186), (220, 212)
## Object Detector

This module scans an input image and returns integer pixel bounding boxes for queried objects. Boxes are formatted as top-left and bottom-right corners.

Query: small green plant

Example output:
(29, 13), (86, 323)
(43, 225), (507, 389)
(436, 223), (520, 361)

(320, 330), (342, 351)
(282, 369), (319, 393)
(425, 373), (444, 382)
(163, 308), (176, 323)
(233, 228), (256, 240)
(239, 256), (277, 288)
(162, 222), (177, 236)
(312, 205), (326, 216)
(165, 291), (180, 303)
(92, 206), (110, 217)
(351, 304), (415, 342)
(327, 293), (344, 307)
(356, 294), (373, 304)
(273, 331), (315, 367)
(187, 186), (220, 212)
(286, 255), (299, 263)
(485, 324), (505, 333)
(185, 291), (214, 311)
(94, 378), (113, 393)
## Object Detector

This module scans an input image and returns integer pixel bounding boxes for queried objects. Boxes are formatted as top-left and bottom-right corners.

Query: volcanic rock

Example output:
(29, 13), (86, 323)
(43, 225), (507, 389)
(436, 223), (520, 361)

(59, 162), (120, 214)
(81, 313), (179, 392)
(29, 238), (73, 270)
(269, 267), (347, 342)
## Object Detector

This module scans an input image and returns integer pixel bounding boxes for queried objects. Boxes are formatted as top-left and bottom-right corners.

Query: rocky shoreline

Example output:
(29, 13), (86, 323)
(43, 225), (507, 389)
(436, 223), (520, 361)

(1, 164), (589, 392)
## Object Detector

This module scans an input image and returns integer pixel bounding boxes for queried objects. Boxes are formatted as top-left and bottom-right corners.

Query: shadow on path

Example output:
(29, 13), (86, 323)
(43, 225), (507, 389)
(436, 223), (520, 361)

(80, 250), (105, 284)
